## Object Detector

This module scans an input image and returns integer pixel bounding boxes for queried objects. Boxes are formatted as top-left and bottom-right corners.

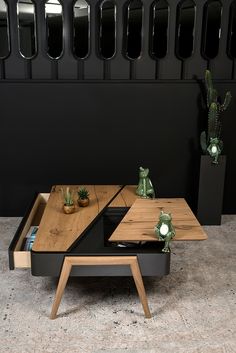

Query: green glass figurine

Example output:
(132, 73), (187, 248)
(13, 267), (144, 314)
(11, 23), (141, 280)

(207, 137), (222, 164)
(136, 167), (155, 198)
(154, 211), (175, 253)
(200, 70), (231, 164)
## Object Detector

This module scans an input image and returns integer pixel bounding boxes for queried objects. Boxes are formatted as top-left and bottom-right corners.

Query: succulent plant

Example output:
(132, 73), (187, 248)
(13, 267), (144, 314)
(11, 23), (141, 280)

(78, 187), (89, 200)
(200, 70), (231, 163)
(61, 187), (74, 206)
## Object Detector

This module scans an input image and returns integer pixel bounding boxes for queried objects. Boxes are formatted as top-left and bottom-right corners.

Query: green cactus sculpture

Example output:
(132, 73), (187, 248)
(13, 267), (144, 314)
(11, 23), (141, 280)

(200, 70), (231, 164)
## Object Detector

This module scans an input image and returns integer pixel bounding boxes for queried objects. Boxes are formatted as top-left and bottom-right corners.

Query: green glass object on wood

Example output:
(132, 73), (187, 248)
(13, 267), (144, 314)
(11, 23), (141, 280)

(207, 137), (222, 164)
(154, 211), (175, 252)
(200, 70), (231, 164)
(136, 167), (156, 198)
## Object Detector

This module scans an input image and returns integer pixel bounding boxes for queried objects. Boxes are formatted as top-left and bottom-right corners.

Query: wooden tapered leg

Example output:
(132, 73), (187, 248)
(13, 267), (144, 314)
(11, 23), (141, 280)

(130, 258), (151, 319)
(50, 258), (72, 319)
(50, 256), (151, 319)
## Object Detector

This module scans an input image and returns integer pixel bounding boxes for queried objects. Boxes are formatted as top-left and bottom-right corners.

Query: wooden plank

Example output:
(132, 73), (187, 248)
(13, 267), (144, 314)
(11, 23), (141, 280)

(110, 185), (138, 207)
(13, 251), (31, 268)
(109, 198), (208, 242)
(32, 185), (122, 252)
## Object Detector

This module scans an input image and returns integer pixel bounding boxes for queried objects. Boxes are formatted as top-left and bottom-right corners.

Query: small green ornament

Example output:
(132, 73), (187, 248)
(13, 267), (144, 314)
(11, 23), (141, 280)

(207, 137), (222, 164)
(136, 167), (156, 199)
(154, 211), (175, 253)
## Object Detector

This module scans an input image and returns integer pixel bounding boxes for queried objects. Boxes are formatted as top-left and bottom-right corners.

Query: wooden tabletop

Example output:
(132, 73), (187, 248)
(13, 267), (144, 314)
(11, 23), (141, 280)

(108, 198), (208, 242)
(32, 185), (123, 252)
(109, 185), (138, 207)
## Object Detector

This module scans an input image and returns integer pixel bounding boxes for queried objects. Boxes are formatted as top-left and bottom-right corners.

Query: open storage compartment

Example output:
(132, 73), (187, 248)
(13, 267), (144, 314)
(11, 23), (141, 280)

(9, 193), (49, 269)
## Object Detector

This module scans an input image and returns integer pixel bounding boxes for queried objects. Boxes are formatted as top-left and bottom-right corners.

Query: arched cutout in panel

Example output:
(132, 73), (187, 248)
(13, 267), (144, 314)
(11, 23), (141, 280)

(126, 0), (143, 60)
(228, 0), (236, 58)
(45, 0), (63, 59)
(176, 0), (195, 59)
(99, 0), (116, 59)
(73, 0), (90, 59)
(202, 0), (222, 59)
(0, 0), (10, 59)
(17, 0), (37, 59)
(151, 0), (169, 59)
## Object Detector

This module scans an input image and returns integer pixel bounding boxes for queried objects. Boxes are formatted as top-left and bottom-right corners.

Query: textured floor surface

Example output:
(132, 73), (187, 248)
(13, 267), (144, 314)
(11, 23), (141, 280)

(0, 216), (236, 353)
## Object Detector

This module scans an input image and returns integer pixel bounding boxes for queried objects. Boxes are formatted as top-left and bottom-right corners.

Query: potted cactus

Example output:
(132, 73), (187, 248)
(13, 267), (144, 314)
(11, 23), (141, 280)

(61, 187), (75, 214)
(197, 70), (231, 225)
(200, 70), (231, 164)
(77, 187), (90, 207)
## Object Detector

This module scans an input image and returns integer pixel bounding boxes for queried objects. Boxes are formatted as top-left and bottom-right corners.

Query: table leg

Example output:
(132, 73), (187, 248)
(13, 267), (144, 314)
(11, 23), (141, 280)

(50, 256), (151, 319)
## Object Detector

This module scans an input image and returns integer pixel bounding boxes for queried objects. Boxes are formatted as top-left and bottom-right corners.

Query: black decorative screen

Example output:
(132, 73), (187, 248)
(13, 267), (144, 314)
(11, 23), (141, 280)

(0, 0), (235, 80)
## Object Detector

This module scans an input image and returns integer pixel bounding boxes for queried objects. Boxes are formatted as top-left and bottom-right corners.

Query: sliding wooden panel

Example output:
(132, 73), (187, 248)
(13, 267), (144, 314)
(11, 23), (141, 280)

(110, 0), (130, 79)
(183, 0), (207, 79)
(58, 0), (77, 79)
(136, 0), (156, 79)
(31, 0), (51, 79)
(84, 0), (103, 79)
(4, 0), (26, 79)
(210, 1), (232, 79)
(157, 0), (182, 79)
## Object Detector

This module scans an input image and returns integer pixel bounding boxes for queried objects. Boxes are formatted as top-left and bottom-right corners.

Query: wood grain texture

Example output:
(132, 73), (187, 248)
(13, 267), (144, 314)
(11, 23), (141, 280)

(109, 198), (208, 242)
(109, 185), (138, 207)
(50, 256), (151, 319)
(32, 185), (122, 252)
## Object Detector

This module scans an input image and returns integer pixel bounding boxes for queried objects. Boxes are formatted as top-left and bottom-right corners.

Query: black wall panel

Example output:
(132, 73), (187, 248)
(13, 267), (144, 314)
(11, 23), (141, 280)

(0, 81), (235, 216)
(184, 0), (207, 79)
(210, 1), (233, 79)
(4, 0), (26, 79)
(31, 0), (51, 79)
(1, 0), (236, 216)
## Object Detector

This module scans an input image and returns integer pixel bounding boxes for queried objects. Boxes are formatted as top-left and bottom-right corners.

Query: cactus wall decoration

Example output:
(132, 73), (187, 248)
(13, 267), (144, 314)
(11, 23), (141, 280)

(200, 70), (231, 164)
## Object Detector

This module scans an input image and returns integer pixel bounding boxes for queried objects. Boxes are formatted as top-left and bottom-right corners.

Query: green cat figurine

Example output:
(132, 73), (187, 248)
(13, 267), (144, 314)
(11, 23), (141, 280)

(136, 167), (156, 198)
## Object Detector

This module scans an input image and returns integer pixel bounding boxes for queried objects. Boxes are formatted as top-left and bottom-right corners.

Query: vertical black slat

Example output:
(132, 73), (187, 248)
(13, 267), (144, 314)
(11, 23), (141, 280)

(183, 0), (207, 80)
(233, 58), (236, 79)
(110, 0), (129, 79)
(31, 0), (51, 79)
(0, 60), (6, 79)
(209, 1), (232, 79)
(4, 0), (26, 79)
(136, 0), (155, 79)
(84, 0), (103, 79)
(157, 0), (182, 79)
(58, 0), (77, 79)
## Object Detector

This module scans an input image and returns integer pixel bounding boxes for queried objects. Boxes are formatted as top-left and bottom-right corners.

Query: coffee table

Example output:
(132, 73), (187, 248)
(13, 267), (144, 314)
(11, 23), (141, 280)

(9, 185), (207, 319)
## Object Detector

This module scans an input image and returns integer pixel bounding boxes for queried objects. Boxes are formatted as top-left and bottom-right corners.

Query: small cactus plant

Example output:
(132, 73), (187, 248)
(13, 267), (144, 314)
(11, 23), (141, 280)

(61, 187), (74, 206)
(61, 187), (75, 214)
(78, 187), (89, 200)
(200, 70), (231, 164)
(78, 187), (90, 207)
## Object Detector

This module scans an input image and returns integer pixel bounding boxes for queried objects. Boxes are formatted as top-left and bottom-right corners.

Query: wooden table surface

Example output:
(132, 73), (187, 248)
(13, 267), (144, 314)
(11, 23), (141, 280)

(32, 185), (124, 252)
(108, 198), (208, 242)
(32, 185), (207, 252)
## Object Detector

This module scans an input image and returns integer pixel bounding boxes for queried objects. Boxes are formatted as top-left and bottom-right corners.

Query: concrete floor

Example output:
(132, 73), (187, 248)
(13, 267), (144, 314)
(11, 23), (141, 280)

(0, 216), (236, 353)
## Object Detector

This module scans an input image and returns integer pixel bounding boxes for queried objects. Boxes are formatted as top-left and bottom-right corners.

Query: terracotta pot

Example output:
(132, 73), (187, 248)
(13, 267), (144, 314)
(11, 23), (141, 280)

(63, 204), (75, 214)
(78, 198), (89, 207)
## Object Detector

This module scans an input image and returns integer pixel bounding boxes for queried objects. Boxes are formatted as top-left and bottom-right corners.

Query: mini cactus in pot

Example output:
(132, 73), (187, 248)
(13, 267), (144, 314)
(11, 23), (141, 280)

(61, 187), (75, 214)
(200, 70), (231, 164)
(78, 187), (90, 207)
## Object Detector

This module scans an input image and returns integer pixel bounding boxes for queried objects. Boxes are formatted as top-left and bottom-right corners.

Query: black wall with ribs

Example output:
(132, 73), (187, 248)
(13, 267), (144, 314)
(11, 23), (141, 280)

(0, 0), (236, 215)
